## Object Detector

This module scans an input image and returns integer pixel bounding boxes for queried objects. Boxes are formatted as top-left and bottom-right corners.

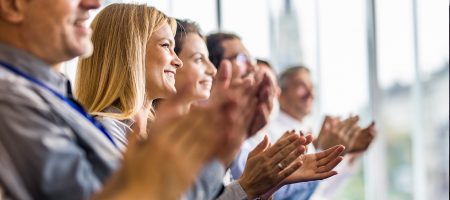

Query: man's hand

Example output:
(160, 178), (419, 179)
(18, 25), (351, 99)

(247, 73), (275, 137)
(348, 121), (376, 153)
(209, 60), (260, 166)
(314, 115), (359, 155)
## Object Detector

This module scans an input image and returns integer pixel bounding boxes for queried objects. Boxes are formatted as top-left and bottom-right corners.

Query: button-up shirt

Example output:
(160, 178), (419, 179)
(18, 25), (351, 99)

(0, 43), (121, 200)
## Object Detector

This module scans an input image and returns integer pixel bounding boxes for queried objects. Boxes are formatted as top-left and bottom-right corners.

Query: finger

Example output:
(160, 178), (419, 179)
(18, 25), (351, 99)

(317, 156), (344, 173)
(340, 116), (359, 137)
(269, 139), (303, 166)
(248, 135), (270, 158)
(240, 98), (258, 134)
(365, 121), (377, 137)
(264, 131), (298, 157)
(214, 60), (232, 89)
(273, 145), (306, 172)
(320, 116), (332, 135)
(316, 145), (345, 166)
(304, 134), (314, 145)
(277, 161), (302, 181)
(313, 170), (339, 180)
(315, 145), (345, 160)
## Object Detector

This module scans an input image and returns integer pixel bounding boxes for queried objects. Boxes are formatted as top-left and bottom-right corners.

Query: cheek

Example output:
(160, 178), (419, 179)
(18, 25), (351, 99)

(160, 51), (174, 66)
(296, 87), (307, 97)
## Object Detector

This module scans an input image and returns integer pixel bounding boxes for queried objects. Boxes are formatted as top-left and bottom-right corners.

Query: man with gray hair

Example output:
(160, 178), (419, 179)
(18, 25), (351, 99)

(243, 65), (376, 199)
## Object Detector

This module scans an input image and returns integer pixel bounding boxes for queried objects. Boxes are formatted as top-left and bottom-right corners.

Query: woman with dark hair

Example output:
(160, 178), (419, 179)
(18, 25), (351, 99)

(173, 19), (345, 200)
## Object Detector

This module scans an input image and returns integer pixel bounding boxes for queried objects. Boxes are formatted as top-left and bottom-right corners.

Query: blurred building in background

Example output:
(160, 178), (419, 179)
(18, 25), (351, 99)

(273, 0), (303, 71)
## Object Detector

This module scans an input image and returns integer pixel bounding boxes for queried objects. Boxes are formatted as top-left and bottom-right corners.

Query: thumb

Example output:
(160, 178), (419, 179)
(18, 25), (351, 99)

(321, 116), (332, 133)
(304, 134), (314, 145)
(213, 60), (232, 90)
(248, 134), (269, 158)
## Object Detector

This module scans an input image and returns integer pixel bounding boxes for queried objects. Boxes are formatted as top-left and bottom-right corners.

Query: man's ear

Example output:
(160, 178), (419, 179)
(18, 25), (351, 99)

(0, 0), (27, 23)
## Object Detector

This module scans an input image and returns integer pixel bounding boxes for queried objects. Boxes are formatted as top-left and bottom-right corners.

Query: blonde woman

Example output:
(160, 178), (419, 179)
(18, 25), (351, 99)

(74, 4), (274, 200)
(75, 4), (182, 150)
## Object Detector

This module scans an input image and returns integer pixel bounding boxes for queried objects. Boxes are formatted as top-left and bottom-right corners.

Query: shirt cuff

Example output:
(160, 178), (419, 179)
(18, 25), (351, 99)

(218, 181), (249, 200)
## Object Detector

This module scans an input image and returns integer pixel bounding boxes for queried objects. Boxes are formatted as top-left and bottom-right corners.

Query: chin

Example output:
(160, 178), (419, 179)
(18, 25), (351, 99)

(167, 88), (177, 95)
(197, 92), (210, 100)
(79, 41), (94, 58)
(165, 85), (177, 95)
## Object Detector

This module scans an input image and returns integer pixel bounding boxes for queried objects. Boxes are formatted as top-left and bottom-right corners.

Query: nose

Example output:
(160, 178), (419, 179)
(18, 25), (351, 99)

(206, 59), (217, 77)
(246, 62), (257, 74)
(305, 86), (314, 99)
(171, 54), (183, 69)
(80, 0), (101, 9)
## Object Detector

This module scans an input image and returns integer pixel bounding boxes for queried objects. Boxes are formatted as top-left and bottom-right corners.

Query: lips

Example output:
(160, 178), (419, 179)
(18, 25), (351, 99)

(164, 70), (176, 75)
(74, 16), (90, 35)
(199, 79), (213, 88)
(199, 79), (212, 84)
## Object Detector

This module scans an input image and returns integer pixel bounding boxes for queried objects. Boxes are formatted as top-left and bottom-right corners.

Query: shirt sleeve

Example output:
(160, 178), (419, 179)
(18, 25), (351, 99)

(216, 181), (248, 200)
(183, 159), (226, 200)
(0, 91), (103, 200)
(96, 116), (130, 152)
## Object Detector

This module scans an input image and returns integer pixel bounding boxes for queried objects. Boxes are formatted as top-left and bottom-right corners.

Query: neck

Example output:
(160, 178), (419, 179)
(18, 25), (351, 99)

(280, 104), (305, 122)
(177, 97), (198, 115)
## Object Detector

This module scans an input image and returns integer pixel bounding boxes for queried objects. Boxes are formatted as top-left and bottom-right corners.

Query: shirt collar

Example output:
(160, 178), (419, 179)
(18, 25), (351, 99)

(276, 110), (304, 129)
(102, 106), (135, 127)
(0, 43), (69, 96)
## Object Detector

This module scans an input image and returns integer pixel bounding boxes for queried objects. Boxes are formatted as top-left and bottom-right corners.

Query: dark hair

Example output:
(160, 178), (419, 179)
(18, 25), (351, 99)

(278, 65), (310, 91)
(174, 19), (203, 55)
(256, 59), (273, 69)
(206, 32), (241, 69)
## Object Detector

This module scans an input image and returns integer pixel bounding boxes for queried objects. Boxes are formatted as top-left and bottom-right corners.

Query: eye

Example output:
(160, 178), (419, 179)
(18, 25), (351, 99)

(194, 56), (204, 63)
(161, 43), (170, 48)
(195, 57), (203, 63)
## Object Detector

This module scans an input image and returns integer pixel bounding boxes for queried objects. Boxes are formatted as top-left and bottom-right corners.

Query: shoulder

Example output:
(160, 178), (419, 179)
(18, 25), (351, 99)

(95, 116), (130, 151)
(0, 72), (52, 112)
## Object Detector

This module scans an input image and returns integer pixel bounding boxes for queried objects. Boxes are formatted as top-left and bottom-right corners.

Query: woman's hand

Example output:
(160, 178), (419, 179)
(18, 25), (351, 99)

(238, 131), (307, 199)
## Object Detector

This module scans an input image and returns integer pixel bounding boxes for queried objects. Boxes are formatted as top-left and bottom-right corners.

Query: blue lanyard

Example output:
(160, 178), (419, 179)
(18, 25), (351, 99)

(0, 60), (117, 148)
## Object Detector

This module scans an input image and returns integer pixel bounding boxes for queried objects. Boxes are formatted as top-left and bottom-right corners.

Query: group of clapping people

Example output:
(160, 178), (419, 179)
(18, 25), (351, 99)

(0, 1), (376, 200)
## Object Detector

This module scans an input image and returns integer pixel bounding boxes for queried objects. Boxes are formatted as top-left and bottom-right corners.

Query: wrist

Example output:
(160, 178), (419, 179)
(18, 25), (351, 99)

(312, 138), (319, 149)
(238, 178), (258, 199)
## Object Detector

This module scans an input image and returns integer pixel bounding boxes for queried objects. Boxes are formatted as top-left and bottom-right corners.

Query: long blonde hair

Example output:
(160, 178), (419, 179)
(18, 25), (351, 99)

(75, 4), (176, 120)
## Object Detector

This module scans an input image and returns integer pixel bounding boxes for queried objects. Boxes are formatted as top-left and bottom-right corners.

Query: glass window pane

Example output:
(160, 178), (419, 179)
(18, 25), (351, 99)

(222, 0), (271, 59)
(376, 0), (415, 199)
(417, 0), (449, 199)
(313, 0), (369, 199)
(171, 0), (218, 33)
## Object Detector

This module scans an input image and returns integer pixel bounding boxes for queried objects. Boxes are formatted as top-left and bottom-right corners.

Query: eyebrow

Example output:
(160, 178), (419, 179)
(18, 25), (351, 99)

(190, 52), (203, 59)
(158, 38), (175, 45)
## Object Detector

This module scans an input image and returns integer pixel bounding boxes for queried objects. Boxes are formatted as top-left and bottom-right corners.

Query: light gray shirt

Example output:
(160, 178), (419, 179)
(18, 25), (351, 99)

(0, 140), (31, 200)
(0, 43), (121, 200)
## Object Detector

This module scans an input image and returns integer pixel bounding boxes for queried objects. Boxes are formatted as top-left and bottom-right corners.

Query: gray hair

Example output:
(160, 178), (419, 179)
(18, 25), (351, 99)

(278, 66), (310, 91)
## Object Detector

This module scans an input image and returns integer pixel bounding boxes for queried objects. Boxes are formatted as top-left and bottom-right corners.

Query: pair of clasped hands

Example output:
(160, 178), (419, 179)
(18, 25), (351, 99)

(94, 60), (345, 200)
